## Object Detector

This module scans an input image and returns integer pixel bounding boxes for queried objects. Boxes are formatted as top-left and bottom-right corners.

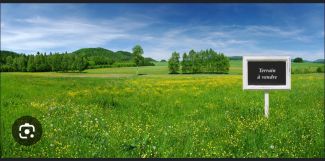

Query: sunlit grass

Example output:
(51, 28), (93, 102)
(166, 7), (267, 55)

(1, 71), (324, 158)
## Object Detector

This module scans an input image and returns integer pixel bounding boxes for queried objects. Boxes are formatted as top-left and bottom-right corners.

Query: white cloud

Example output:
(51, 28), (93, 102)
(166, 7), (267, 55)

(1, 16), (152, 53)
(1, 15), (323, 61)
(244, 25), (304, 37)
(143, 24), (323, 60)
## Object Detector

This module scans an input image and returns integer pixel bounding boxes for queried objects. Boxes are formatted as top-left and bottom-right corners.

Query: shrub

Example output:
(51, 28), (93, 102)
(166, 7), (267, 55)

(316, 66), (324, 73)
(293, 57), (303, 63)
(112, 63), (136, 67)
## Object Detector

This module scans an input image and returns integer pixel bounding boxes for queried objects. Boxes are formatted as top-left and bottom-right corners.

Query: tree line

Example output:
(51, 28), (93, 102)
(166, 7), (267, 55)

(1, 52), (88, 72)
(0, 45), (156, 73)
(168, 49), (230, 74)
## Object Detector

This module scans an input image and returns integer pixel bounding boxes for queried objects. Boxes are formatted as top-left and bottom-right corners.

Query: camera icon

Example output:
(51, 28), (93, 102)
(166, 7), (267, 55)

(12, 116), (42, 146)
(19, 123), (35, 139)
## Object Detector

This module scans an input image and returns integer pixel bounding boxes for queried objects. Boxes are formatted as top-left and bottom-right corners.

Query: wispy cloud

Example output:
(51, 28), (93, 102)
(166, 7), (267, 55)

(1, 4), (323, 61)
(140, 24), (319, 60)
(1, 16), (153, 53)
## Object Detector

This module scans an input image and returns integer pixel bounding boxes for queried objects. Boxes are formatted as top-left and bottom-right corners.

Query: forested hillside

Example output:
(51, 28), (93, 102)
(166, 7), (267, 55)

(0, 47), (156, 72)
(72, 47), (155, 68)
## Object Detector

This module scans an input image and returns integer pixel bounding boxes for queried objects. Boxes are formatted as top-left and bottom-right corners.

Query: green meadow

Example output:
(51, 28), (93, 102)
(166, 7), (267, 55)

(83, 60), (324, 75)
(1, 60), (324, 158)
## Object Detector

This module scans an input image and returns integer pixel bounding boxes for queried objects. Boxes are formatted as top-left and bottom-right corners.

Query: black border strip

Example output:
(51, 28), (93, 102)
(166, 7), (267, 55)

(0, 0), (324, 3)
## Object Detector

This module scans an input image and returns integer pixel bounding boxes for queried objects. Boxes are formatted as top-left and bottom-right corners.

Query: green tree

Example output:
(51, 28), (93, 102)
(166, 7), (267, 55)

(51, 53), (62, 72)
(219, 53), (230, 73)
(293, 57), (303, 63)
(27, 55), (36, 72)
(37, 53), (48, 72)
(75, 55), (88, 72)
(170, 49), (230, 74)
(181, 53), (189, 73)
(34, 52), (41, 71)
(47, 52), (54, 71)
(192, 52), (200, 73)
(16, 56), (27, 72)
(132, 45), (144, 75)
(188, 49), (196, 73)
(168, 51), (180, 74)
(12, 57), (19, 71)
(44, 53), (51, 71)
(5, 56), (13, 66)
(61, 54), (70, 72)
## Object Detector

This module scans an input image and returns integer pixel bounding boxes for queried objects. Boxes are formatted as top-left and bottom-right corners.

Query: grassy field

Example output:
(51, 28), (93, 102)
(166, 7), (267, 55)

(83, 60), (323, 75)
(1, 61), (324, 158)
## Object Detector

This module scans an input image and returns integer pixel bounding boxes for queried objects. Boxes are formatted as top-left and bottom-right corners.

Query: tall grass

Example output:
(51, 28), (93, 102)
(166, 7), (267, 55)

(1, 72), (324, 158)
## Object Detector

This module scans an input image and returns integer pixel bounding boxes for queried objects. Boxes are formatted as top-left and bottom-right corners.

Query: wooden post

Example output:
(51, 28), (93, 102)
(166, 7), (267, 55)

(264, 91), (269, 118)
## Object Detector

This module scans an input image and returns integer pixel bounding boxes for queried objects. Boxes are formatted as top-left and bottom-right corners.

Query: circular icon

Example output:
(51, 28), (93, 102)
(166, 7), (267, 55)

(12, 116), (42, 146)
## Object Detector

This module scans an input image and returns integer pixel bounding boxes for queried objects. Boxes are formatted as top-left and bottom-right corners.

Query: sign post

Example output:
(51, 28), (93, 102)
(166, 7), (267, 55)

(264, 90), (269, 118)
(243, 56), (291, 118)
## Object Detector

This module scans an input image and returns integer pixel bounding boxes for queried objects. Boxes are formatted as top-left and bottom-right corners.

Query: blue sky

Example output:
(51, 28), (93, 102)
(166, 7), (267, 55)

(1, 4), (324, 60)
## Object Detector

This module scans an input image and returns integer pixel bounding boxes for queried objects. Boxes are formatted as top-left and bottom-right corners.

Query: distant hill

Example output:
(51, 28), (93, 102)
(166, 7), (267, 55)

(144, 57), (157, 62)
(0, 50), (21, 64)
(72, 48), (132, 62)
(313, 59), (324, 63)
(72, 47), (157, 63)
(0, 50), (20, 57)
(229, 56), (242, 60)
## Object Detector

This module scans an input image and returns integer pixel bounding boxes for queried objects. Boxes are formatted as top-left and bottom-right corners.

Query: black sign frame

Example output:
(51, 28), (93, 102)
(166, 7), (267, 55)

(243, 56), (291, 90)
